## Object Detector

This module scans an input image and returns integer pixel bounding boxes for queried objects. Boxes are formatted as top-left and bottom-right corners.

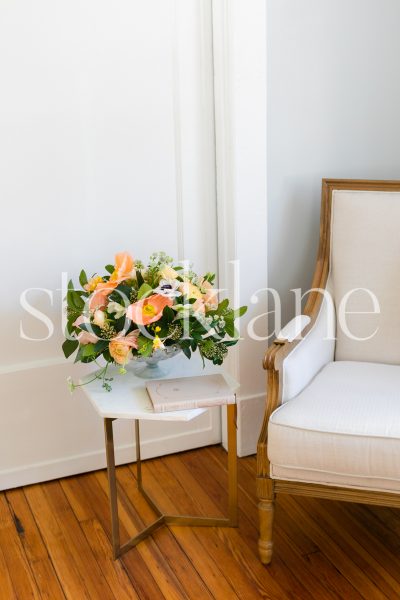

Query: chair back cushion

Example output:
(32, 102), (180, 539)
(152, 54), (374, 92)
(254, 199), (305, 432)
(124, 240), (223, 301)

(332, 189), (400, 363)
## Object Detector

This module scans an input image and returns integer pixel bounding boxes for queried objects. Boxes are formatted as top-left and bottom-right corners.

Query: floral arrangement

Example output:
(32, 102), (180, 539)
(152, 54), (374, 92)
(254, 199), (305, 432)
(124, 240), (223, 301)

(63, 251), (247, 391)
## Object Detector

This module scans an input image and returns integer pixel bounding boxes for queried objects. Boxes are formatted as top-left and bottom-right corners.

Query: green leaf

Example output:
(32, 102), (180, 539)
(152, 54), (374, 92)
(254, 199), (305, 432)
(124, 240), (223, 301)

(223, 340), (238, 347)
(136, 270), (144, 287)
(79, 270), (88, 288)
(137, 336), (153, 357)
(67, 289), (85, 310)
(78, 322), (102, 337)
(93, 340), (109, 353)
(66, 313), (79, 335)
(181, 346), (191, 360)
(233, 305), (247, 318)
(137, 283), (152, 300)
(62, 338), (79, 358)
(81, 343), (96, 358)
(162, 306), (175, 323)
(224, 317), (235, 337)
(216, 298), (229, 314)
(103, 349), (112, 362)
(105, 264), (114, 274)
(203, 272), (216, 284)
(74, 344), (96, 363)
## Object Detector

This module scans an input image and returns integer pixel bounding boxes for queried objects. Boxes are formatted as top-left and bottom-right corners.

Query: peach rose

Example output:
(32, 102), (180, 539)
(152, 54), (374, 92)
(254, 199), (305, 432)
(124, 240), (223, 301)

(73, 315), (99, 345)
(126, 294), (173, 326)
(109, 330), (139, 365)
(201, 280), (218, 308)
(89, 287), (112, 310)
(192, 298), (206, 314)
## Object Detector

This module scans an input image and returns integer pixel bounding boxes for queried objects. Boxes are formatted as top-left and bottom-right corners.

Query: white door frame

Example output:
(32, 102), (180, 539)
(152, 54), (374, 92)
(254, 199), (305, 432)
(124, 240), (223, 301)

(212, 0), (268, 456)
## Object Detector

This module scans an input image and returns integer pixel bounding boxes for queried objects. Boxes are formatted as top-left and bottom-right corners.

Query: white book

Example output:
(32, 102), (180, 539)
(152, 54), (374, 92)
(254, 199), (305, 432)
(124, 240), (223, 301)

(146, 374), (235, 413)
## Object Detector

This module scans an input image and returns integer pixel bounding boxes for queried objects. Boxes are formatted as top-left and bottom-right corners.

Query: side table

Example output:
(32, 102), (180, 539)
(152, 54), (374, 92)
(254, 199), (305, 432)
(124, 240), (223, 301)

(80, 359), (238, 559)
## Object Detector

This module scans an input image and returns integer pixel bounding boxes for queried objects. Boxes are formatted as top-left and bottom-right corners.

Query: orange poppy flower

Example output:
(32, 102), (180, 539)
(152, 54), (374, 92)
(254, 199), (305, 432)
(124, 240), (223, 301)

(88, 252), (134, 310)
(126, 294), (173, 326)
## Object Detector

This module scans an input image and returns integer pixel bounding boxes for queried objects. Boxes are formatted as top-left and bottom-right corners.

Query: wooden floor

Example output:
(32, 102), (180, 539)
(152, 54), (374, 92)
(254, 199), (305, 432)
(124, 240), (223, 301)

(1, 448), (400, 599)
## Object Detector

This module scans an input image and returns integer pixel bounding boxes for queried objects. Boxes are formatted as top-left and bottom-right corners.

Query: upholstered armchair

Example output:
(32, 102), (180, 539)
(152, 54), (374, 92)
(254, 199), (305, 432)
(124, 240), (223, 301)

(257, 179), (400, 564)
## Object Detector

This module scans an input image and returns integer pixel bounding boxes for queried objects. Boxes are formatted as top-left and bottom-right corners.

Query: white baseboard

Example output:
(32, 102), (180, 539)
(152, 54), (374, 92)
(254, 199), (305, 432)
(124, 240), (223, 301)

(1, 414), (221, 491)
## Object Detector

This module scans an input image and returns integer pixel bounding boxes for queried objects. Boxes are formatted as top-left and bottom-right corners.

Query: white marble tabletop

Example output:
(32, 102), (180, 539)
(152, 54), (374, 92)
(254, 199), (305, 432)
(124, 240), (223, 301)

(79, 353), (238, 422)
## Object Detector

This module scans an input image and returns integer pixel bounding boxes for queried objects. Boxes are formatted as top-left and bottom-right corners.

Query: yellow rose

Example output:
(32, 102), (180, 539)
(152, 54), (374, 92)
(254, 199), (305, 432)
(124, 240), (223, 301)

(179, 280), (202, 300)
(159, 265), (179, 280)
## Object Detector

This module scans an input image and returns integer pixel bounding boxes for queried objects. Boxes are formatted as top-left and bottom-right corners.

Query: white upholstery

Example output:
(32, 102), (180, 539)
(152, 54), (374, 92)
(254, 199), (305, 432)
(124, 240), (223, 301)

(281, 294), (335, 402)
(269, 361), (400, 492)
(331, 190), (400, 364)
(277, 315), (311, 343)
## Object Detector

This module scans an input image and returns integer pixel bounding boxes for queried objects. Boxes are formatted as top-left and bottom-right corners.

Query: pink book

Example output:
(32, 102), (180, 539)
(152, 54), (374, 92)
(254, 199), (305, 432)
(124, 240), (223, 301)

(146, 374), (235, 413)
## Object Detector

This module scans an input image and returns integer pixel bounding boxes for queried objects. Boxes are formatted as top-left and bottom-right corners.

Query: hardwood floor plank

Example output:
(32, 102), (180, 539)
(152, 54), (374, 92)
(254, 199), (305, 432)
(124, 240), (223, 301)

(44, 480), (121, 600)
(284, 495), (387, 599)
(3, 448), (400, 600)
(152, 453), (289, 599)
(64, 472), (165, 600)
(130, 460), (243, 600)
(196, 448), (354, 600)
(80, 518), (139, 600)
(24, 483), (93, 600)
(94, 469), (190, 600)
(114, 465), (214, 600)
(0, 494), (41, 600)
(209, 447), (362, 599)
(350, 504), (400, 554)
(0, 540), (17, 599)
(5, 488), (65, 600)
(305, 497), (400, 598)
(168, 450), (323, 600)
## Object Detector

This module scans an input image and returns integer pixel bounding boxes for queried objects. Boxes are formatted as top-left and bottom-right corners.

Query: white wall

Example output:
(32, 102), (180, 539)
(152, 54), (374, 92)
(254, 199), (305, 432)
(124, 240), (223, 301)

(0, 0), (219, 489)
(267, 0), (400, 327)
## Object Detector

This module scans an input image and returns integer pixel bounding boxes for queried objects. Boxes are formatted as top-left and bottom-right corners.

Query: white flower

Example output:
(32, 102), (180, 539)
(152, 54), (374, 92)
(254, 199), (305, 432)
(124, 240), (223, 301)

(154, 279), (182, 298)
(108, 301), (127, 320)
(66, 376), (75, 394)
(93, 309), (107, 328)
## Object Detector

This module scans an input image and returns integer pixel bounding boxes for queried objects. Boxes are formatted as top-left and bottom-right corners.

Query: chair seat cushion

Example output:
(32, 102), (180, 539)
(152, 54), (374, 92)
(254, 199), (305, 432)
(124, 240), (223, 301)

(268, 361), (400, 492)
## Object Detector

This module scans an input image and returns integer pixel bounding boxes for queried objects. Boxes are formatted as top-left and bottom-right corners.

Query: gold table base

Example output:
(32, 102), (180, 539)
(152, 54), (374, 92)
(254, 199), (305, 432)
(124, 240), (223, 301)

(104, 403), (238, 559)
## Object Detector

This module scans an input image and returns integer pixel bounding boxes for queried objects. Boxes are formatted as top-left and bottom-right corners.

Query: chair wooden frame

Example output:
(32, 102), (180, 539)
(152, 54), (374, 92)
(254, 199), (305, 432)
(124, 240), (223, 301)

(257, 178), (400, 564)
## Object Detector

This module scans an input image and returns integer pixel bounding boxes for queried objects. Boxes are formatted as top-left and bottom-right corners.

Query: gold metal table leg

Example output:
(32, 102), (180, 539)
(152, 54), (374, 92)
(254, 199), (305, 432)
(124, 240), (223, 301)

(104, 418), (120, 559)
(104, 402), (238, 559)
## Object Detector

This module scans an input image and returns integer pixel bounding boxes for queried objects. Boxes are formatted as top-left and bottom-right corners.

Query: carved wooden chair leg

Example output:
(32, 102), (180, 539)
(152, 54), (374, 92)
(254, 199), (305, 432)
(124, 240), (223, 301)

(257, 478), (275, 564)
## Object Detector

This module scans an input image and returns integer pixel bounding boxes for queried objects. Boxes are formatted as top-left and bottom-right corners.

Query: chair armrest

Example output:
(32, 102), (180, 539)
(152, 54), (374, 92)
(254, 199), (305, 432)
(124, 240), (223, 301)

(264, 295), (335, 402)
(275, 315), (311, 343)
(257, 295), (335, 480)
(280, 300), (335, 402)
